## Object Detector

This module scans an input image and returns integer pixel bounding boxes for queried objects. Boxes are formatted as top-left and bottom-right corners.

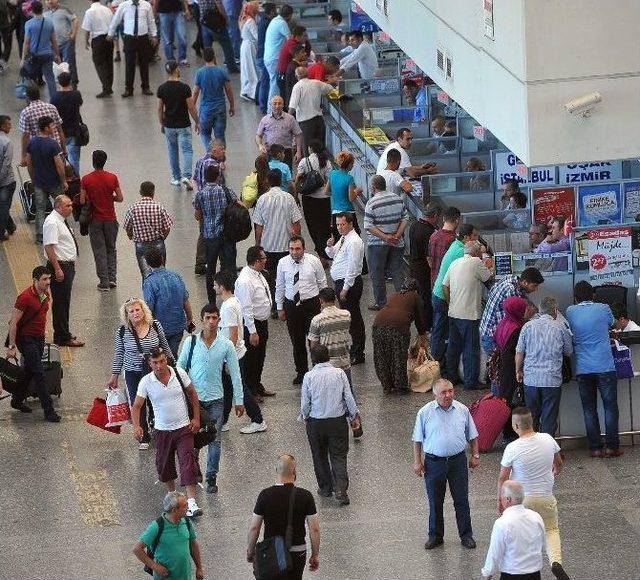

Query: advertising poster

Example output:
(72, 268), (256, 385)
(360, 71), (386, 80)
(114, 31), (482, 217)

(577, 183), (623, 227)
(350, 3), (380, 32)
(586, 227), (634, 287)
(624, 181), (640, 220)
(532, 187), (575, 225)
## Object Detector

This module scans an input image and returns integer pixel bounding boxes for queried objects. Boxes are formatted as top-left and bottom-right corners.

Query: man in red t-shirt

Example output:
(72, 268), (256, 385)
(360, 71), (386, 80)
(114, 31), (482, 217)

(80, 150), (123, 291)
(276, 25), (309, 97)
(6, 266), (60, 422)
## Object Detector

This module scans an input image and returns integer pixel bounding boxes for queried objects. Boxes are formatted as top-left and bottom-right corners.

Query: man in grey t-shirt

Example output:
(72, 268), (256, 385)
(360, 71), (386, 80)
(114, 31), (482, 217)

(45, 0), (79, 84)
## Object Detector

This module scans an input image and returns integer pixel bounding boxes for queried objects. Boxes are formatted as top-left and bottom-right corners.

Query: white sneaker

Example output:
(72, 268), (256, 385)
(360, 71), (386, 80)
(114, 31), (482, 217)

(221, 423), (229, 432)
(170, 179), (181, 186)
(239, 421), (267, 434)
(139, 442), (150, 450)
(181, 177), (193, 191)
(186, 498), (203, 517)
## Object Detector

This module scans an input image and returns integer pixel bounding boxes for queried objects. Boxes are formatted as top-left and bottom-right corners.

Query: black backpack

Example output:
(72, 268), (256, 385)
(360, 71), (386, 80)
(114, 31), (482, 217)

(201, 3), (225, 31)
(222, 186), (252, 243)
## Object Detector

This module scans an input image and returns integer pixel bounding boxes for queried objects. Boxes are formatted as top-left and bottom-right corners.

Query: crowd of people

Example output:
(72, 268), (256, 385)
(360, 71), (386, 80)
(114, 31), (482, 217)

(0, 2), (632, 579)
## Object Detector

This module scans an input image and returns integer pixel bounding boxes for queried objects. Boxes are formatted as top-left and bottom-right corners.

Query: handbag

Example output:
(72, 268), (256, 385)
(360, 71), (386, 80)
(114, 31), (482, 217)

(254, 487), (297, 580)
(511, 382), (525, 407)
(0, 355), (26, 396)
(222, 185), (252, 242)
(298, 158), (325, 196)
(76, 117), (90, 147)
(201, 4), (225, 30)
(241, 172), (259, 208)
(86, 397), (121, 434)
(178, 335), (217, 449)
(408, 347), (440, 393)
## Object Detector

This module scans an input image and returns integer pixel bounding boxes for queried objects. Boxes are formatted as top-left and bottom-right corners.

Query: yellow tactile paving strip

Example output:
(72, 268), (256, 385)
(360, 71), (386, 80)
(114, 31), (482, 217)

(2, 217), (72, 365)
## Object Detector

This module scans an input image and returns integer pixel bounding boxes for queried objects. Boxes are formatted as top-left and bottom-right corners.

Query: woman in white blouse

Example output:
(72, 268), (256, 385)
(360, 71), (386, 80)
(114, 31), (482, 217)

(239, 1), (259, 101)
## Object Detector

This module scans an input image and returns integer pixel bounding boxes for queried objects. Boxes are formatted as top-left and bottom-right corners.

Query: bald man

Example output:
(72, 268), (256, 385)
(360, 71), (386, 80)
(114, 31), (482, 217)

(256, 95), (303, 169)
(482, 480), (547, 580)
(288, 66), (334, 155)
(247, 454), (321, 579)
(43, 194), (84, 347)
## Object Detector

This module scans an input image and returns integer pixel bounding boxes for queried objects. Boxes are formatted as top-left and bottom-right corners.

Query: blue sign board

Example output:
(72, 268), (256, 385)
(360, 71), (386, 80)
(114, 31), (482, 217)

(350, 2), (380, 32)
(558, 161), (623, 185)
(577, 183), (623, 227)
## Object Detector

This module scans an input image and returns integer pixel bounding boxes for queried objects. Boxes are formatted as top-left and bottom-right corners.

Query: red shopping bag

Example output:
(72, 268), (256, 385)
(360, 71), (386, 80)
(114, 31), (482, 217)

(86, 397), (121, 434)
(106, 388), (132, 427)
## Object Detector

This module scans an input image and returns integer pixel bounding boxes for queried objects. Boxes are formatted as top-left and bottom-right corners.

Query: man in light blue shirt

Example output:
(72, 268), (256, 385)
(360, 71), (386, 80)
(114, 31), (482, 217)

(263, 4), (292, 108)
(566, 280), (621, 458)
(300, 345), (360, 506)
(177, 303), (244, 494)
(412, 379), (479, 550)
(142, 248), (194, 359)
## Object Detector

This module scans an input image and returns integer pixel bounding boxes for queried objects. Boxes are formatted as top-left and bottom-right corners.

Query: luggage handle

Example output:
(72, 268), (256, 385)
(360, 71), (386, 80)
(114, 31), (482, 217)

(15, 163), (30, 188)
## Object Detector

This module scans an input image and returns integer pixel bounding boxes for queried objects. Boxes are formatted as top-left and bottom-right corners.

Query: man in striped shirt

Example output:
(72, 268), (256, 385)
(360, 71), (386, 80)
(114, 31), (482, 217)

(363, 175), (409, 309)
(123, 181), (173, 278)
(252, 168), (301, 315)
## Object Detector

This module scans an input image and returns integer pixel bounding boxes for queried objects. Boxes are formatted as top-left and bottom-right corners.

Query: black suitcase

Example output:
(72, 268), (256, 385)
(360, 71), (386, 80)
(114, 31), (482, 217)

(16, 164), (52, 222)
(26, 343), (62, 398)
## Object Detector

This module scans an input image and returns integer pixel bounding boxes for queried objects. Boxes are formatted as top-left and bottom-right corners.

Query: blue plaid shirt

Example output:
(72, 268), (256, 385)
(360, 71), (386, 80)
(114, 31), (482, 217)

(193, 184), (237, 239)
(479, 275), (526, 349)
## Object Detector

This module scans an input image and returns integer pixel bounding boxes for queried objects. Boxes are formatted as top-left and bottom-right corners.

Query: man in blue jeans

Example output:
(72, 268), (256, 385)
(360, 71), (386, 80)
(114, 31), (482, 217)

(155, 0), (191, 64)
(198, 0), (238, 72)
(566, 281), (623, 458)
(157, 60), (199, 188)
(263, 3), (292, 108)
(192, 47), (235, 149)
(177, 303), (244, 494)
(255, 3), (277, 113)
(363, 175), (408, 309)
(0, 115), (17, 240)
(193, 163), (237, 303)
(222, 0), (242, 61)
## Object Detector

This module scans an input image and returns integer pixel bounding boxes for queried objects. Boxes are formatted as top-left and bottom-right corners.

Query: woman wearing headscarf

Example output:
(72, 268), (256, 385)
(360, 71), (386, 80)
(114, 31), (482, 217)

(107, 298), (174, 449)
(239, 1), (259, 101)
(372, 279), (427, 394)
(493, 296), (530, 439)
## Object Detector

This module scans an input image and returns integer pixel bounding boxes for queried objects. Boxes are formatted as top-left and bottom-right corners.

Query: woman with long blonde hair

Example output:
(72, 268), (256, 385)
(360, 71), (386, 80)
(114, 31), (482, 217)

(239, 1), (260, 101)
(107, 297), (174, 449)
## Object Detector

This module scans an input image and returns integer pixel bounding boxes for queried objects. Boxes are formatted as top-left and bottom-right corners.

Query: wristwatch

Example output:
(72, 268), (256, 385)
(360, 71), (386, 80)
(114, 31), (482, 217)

(472, 453), (480, 459)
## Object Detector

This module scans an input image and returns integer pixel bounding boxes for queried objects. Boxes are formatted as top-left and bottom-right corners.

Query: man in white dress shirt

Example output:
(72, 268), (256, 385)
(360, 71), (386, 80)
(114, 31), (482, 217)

(43, 195), (84, 347)
(276, 235), (327, 384)
(498, 408), (570, 580)
(235, 245), (275, 399)
(376, 128), (437, 178)
(325, 212), (365, 365)
(82, 0), (114, 98)
(482, 480), (546, 580)
(107, 0), (158, 97)
(338, 31), (376, 80)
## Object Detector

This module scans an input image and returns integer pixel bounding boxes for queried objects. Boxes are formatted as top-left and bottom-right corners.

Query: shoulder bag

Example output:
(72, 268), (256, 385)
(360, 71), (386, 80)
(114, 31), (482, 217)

(76, 114), (90, 147)
(298, 157), (325, 196)
(254, 486), (297, 580)
(175, 337), (217, 450)
(222, 185), (252, 242)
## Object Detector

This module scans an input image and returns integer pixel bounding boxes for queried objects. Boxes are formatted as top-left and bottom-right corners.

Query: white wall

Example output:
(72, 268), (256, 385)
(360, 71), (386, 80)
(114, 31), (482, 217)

(356, 0), (640, 166)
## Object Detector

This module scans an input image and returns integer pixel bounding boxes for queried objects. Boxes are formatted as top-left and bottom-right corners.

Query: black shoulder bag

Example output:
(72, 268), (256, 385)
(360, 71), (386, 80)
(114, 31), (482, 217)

(298, 157), (325, 196)
(175, 339), (216, 450)
(222, 185), (252, 242)
(144, 516), (193, 575)
(254, 486), (297, 580)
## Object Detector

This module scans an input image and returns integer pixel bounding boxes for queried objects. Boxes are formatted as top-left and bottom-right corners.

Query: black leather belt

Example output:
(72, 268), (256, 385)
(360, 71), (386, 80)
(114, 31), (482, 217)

(425, 451), (465, 461)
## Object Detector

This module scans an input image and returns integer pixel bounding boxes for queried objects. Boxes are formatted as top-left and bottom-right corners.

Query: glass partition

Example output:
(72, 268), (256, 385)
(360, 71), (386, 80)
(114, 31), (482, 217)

(426, 170), (493, 195)
(339, 77), (401, 97)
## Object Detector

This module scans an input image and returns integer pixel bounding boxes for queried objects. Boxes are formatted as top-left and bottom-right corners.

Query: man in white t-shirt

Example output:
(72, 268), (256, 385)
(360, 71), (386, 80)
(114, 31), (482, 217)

(498, 407), (570, 580)
(214, 270), (267, 434)
(376, 147), (413, 196)
(376, 128), (437, 178)
(132, 347), (204, 518)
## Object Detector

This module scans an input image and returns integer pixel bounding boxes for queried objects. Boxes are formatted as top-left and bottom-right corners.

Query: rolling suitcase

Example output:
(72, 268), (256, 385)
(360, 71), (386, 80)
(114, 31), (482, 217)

(16, 164), (52, 222)
(469, 394), (511, 452)
(26, 343), (63, 398)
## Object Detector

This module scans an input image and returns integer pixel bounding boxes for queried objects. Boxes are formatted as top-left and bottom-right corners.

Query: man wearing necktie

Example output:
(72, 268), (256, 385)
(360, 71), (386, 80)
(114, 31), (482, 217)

(107, 0), (158, 97)
(42, 195), (84, 347)
(275, 235), (327, 385)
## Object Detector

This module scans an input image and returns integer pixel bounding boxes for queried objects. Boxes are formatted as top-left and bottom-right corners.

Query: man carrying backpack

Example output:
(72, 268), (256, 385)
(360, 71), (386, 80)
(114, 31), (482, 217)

(134, 491), (205, 579)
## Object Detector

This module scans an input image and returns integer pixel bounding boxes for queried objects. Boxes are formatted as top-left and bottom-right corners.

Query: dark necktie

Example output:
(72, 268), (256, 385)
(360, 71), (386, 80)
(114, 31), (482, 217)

(293, 261), (300, 306)
(64, 218), (79, 257)
(133, 2), (139, 36)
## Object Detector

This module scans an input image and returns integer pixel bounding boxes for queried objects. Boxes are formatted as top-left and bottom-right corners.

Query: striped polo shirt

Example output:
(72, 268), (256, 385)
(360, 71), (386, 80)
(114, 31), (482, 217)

(307, 306), (352, 370)
(252, 186), (302, 253)
(363, 190), (409, 246)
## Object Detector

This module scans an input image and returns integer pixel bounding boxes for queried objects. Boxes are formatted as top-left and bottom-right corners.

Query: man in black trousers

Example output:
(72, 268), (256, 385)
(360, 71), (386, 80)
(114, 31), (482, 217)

(107, 0), (158, 97)
(81, 0), (115, 98)
(275, 236), (327, 385)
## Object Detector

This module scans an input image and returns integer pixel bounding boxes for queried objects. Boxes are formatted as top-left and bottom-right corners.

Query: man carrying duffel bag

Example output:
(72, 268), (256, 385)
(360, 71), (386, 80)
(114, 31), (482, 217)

(5, 264), (61, 422)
